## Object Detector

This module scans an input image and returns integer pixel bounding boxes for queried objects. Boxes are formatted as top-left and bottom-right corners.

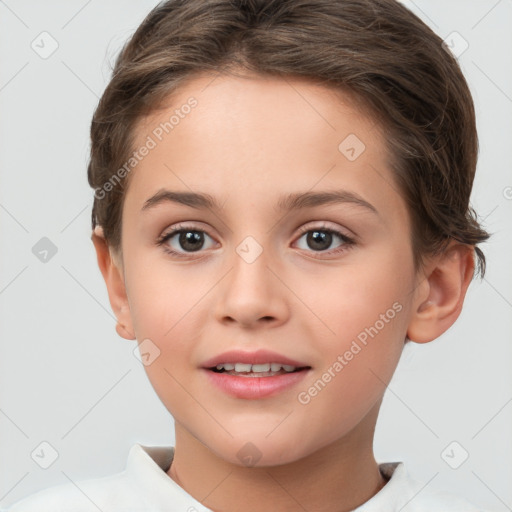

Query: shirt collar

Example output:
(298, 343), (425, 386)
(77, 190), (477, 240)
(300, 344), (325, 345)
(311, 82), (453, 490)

(127, 444), (409, 511)
(126, 443), (213, 511)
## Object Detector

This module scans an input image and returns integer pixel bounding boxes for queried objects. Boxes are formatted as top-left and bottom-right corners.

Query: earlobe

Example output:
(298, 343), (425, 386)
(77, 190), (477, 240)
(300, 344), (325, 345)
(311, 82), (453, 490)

(116, 322), (136, 340)
(91, 226), (136, 341)
(406, 243), (475, 344)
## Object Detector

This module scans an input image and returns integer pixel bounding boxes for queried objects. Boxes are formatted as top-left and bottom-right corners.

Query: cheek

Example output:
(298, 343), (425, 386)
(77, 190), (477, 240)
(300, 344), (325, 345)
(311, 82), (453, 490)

(294, 297), (407, 444)
(299, 251), (412, 400)
(124, 264), (209, 413)
(123, 257), (216, 394)
(124, 252), (200, 338)
(311, 247), (412, 342)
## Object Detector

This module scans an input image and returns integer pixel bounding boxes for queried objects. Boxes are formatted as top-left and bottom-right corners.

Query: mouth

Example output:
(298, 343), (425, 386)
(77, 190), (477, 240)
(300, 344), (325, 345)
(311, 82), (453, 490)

(200, 349), (312, 398)
(208, 363), (312, 377)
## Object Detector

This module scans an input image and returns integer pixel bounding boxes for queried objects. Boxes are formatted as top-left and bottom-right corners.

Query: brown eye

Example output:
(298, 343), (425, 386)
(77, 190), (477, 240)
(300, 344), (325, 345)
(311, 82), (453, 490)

(174, 230), (205, 252)
(157, 224), (217, 257)
(295, 227), (353, 253)
(305, 230), (334, 251)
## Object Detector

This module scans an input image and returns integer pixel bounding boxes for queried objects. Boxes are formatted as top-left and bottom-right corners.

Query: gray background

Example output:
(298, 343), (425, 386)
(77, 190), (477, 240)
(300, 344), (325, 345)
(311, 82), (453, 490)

(0, 0), (511, 510)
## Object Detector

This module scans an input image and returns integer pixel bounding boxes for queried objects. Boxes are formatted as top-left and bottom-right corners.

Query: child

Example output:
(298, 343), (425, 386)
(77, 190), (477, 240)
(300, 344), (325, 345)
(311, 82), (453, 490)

(6, 0), (490, 510)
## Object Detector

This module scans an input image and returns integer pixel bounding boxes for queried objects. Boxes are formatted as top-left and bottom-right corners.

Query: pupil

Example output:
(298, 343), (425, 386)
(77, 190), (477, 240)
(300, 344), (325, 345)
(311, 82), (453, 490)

(308, 230), (332, 251)
(179, 231), (203, 252)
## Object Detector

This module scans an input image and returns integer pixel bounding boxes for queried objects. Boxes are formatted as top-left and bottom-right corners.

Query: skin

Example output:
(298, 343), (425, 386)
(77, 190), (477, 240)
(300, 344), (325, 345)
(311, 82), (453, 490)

(92, 71), (475, 512)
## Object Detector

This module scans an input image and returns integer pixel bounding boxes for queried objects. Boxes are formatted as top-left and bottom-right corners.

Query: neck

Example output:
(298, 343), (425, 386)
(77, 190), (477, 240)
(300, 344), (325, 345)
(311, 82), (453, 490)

(166, 403), (388, 512)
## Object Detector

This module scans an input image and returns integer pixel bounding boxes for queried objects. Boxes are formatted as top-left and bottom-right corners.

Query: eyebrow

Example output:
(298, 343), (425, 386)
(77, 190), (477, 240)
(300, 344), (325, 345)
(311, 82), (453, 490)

(141, 188), (379, 216)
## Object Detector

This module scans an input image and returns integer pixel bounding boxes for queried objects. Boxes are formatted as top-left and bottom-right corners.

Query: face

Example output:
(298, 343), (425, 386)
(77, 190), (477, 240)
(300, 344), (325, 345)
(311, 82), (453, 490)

(116, 72), (421, 466)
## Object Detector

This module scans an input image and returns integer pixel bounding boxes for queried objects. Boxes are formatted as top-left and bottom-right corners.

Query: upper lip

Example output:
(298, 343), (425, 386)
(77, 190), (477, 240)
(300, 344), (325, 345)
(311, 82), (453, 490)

(201, 349), (311, 369)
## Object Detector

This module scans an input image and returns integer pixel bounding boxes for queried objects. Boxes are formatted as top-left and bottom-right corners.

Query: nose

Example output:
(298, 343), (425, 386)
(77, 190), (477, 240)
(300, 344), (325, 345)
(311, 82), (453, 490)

(214, 240), (289, 329)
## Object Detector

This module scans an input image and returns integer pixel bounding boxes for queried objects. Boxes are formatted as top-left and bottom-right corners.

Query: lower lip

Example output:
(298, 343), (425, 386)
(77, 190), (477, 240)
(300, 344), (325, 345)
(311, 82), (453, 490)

(203, 368), (311, 399)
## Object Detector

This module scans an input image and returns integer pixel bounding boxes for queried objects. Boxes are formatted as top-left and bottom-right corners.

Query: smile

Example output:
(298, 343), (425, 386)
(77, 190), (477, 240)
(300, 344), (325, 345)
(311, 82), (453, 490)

(211, 362), (305, 376)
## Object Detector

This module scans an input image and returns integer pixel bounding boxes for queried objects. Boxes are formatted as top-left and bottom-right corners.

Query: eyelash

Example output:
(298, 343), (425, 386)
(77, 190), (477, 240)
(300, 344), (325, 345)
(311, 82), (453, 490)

(156, 222), (356, 259)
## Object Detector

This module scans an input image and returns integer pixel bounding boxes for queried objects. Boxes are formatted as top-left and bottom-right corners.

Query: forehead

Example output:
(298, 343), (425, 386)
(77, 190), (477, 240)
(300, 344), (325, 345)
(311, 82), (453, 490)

(134, 71), (381, 154)
(125, 72), (404, 224)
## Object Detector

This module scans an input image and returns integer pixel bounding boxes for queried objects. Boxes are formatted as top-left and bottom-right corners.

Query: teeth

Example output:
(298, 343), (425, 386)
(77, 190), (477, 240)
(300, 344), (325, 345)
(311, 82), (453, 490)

(252, 363), (270, 372)
(216, 363), (235, 371)
(215, 362), (298, 372)
(234, 363), (252, 372)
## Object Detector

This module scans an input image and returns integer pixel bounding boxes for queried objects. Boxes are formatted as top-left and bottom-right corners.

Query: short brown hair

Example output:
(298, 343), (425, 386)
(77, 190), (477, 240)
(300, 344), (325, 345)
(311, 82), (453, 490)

(88, 0), (490, 276)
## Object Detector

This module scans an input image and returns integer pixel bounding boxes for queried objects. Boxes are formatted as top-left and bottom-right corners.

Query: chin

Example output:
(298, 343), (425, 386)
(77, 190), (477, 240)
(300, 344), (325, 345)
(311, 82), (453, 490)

(206, 432), (311, 468)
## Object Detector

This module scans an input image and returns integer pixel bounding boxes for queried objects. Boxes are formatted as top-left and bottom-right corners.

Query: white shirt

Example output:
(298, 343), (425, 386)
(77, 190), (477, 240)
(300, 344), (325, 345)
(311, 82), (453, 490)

(4, 444), (485, 511)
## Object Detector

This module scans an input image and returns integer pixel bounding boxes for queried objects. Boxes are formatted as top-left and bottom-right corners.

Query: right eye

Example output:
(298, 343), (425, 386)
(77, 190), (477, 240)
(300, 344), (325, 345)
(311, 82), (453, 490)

(157, 224), (218, 257)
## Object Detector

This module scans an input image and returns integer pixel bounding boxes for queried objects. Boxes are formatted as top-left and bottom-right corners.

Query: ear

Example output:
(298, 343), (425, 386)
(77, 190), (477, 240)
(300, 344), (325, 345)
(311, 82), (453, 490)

(407, 242), (475, 343)
(91, 226), (136, 340)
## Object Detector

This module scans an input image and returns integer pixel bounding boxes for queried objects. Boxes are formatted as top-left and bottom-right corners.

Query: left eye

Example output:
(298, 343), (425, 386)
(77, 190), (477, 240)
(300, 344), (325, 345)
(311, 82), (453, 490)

(294, 227), (352, 253)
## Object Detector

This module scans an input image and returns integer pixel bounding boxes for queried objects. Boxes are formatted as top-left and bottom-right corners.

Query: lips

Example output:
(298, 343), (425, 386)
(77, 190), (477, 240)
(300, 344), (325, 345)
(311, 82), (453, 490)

(200, 349), (311, 369)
